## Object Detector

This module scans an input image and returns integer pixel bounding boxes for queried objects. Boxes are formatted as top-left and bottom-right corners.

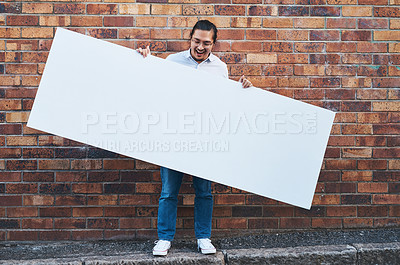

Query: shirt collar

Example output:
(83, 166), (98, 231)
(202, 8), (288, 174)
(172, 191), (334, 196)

(185, 49), (216, 63)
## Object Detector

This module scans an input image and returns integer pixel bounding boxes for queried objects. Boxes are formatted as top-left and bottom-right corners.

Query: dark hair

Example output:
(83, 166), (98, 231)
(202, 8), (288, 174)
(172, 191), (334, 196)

(190, 20), (218, 43)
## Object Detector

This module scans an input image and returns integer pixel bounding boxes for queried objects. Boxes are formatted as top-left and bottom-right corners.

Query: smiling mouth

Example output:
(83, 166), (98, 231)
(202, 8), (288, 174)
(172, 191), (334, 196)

(195, 49), (205, 55)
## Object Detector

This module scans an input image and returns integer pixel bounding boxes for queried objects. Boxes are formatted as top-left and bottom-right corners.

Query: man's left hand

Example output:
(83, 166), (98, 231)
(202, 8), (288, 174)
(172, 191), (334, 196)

(239, 75), (253, 88)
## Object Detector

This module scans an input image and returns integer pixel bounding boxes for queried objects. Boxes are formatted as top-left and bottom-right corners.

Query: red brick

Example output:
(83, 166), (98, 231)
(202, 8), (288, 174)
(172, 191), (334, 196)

(55, 195), (86, 206)
(264, 42), (293, 52)
(343, 218), (373, 228)
(373, 78), (400, 88)
(22, 3), (53, 14)
(374, 7), (400, 17)
(215, 5), (245, 16)
(0, 3), (22, 14)
(313, 194), (341, 205)
(278, 54), (308, 64)
(375, 218), (400, 228)
(279, 6), (308, 16)
(310, 6), (340, 16)
(343, 54), (372, 64)
(342, 6), (372, 17)
(73, 207), (103, 217)
(54, 219), (85, 229)
(7, 207), (38, 217)
(310, 78), (340, 88)
(264, 65), (293, 76)
(373, 54), (389, 65)
(54, 4), (85, 14)
(7, 15), (38, 26)
(248, 219), (278, 229)
(103, 159), (134, 170)
(246, 30), (275, 40)
(87, 29), (117, 39)
(24, 195), (54, 206)
(22, 219), (52, 229)
(342, 171), (372, 182)
(183, 5), (213, 15)
(39, 231), (70, 241)
(388, 137), (400, 147)
(38, 159), (69, 170)
(72, 183), (103, 194)
(374, 171), (400, 182)
(151, 29), (181, 40)
(357, 112), (387, 124)
(341, 101), (371, 112)
(327, 206), (357, 217)
(389, 66), (400, 76)
(87, 195), (118, 206)
(277, 30), (308, 41)
(232, 41), (261, 52)
(342, 124), (373, 134)
(120, 218), (151, 228)
(295, 43), (324, 53)
(7, 183), (38, 194)
(105, 207), (136, 217)
(373, 148), (400, 158)
(40, 207), (71, 217)
(0, 148), (21, 158)
(373, 124), (400, 134)
(280, 218), (310, 229)
(312, 218), (342, 228)
(373, 194), (400, 204)
(358, 160), (387, 170)
(137, 41), (167, 52)
(264, 18), (292, 28)
(104, 17), (134, 27)
(357, 43), (387, 53)
(278, 77), (308, 88)
(70, 16), (103, 27)
(326, 43), (356, 53)
(217, 218), (246, 228)
(312, 55), (340, 66)
(56, 172), (85, 182)
(342, 31), (371, 41)
(342, 195), (371, 205)
(87, 4), (117, 15)
(327, 18), (356, 29)
(8, 231), (38, 241)
(359, 0), (387, 4)
(389, 206), (400, 217)
(358, 19), (388, 29)
(230, 64), (261, 76)
(310, 30), (339, 41)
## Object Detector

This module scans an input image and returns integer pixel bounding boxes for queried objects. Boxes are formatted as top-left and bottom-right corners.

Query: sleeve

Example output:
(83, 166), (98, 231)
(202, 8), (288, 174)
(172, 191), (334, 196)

(224, 65), (229, 79)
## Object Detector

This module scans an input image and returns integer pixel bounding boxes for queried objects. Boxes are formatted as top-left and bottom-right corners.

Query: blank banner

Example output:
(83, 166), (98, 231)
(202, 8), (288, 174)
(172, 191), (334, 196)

(28, 28), (335, 209)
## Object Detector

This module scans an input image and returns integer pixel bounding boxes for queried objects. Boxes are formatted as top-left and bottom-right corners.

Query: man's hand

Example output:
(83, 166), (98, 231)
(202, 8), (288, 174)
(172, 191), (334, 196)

(136, 45), (150, 58)
(239, 75), (253, 88)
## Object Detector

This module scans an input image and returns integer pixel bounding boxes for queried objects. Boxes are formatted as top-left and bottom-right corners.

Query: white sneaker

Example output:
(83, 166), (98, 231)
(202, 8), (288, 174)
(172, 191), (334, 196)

(197, 238), (216, 254)
(153, 240), (171, 256)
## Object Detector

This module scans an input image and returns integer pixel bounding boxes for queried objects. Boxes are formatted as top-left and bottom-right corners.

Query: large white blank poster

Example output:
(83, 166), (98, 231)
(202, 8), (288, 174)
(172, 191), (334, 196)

(28, 28), (335, 209)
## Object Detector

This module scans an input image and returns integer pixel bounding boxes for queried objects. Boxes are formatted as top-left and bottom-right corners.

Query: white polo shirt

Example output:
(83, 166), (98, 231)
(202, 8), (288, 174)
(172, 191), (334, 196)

(166, 49), (229, 79)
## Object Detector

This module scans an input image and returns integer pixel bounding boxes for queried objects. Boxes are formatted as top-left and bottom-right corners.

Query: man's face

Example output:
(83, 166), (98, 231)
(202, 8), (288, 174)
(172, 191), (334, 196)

(190, 29), (214, 63)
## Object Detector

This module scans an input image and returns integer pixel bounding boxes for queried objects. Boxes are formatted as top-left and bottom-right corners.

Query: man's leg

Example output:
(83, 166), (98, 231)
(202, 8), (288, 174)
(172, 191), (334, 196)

(193, 176), (213, 239)
(157, 167), (184, 241)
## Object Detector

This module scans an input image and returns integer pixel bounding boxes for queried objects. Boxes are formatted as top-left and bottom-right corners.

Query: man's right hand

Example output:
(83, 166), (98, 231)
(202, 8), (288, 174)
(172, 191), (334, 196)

(136, 45), (150, 58)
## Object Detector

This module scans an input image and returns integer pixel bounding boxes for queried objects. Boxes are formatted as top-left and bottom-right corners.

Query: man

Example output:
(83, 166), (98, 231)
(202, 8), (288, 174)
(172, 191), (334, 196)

(137, 20), (252, 256)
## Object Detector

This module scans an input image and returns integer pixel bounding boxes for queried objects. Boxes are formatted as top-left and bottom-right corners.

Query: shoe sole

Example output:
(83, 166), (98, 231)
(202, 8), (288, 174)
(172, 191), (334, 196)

(153, 250), (168, 256)
(199, 248), (216, 255)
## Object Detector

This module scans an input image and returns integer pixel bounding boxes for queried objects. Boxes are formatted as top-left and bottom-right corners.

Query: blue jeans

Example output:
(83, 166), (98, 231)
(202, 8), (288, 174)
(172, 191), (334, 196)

(157, 167), (213, 241)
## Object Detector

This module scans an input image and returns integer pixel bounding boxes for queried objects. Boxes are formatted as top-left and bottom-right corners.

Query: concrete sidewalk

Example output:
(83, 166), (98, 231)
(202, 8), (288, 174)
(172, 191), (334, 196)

(1, 229), (399, 264)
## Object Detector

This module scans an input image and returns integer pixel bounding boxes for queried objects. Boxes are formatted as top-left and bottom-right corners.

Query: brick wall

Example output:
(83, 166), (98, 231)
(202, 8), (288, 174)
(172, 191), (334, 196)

(0, 0), (399, 241)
